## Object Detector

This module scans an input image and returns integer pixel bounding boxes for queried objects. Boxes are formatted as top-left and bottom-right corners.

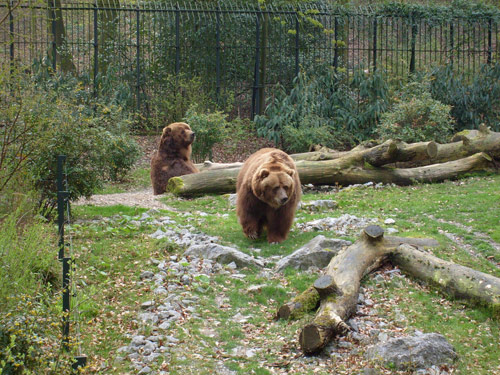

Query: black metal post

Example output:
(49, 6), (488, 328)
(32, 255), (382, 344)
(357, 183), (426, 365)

(487, 18), (492, 64)
(51, 0), (57, 71)
(450, 22), (454, 66)
(372, 17), (377, 72)
(62, 256), (70, 350)
(9, 1), (14, 70)
(410, 17), (417, 74)
(57, 155), (66, 260)
(175, 5), (180, 74)
(251, 14), (261, 120)
(295, 15), (299, 77)
(136, 7), (141, 112)
(333, 17), (338, 71)
(216, 8), (221, 102)
(93, 4), (98, 98)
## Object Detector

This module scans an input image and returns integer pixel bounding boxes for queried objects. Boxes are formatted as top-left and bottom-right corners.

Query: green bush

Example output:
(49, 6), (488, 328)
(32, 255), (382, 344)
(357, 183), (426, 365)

(0, 65), (140, 216)
(430, 63), (500, 132)
(0, 294), (74, 375)
(0, 203), (59, 304)
(184, 107), (229, 162)
(376, 81), (454, 143)
(255, 67), (389, 152)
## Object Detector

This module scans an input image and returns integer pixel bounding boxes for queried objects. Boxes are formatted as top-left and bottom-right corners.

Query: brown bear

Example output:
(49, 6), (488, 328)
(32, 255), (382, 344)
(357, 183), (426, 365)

(236, 148), (301, 243)
(150, 122), (199, 195)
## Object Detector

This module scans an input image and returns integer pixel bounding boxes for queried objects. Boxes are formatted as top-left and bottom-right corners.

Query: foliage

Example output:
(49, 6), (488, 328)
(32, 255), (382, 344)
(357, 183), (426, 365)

(0, 63), (140, 216)
(0, 202), (59, 306)
(148, 74), (219, 130)
(184, 107), (230, 163)
(430, 63), (500, 132)
(0, 294), (74, 375)
(376, 80), (454, 143)
(255, 67), (389, 152)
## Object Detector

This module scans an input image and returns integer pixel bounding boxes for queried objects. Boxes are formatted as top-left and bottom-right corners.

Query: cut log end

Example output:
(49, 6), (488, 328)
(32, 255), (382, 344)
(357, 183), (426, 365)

(166, 176), (184, 195)
(364, 225), (384, 240)
(313, 275), (341, 299)
(299, 324), (331, 355)
(427, 141), (438, 159)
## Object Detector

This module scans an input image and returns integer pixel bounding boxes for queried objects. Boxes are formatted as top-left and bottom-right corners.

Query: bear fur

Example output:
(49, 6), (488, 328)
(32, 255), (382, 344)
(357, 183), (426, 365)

(150, 122), (199, 195)
(236, 148), (301, 243)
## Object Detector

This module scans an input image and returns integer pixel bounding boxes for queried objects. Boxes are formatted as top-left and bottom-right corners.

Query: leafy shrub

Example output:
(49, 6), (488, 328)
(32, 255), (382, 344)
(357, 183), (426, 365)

(0, 65), (140, 216)
(149, 74), (218, 129)
(184, 107), (229, 162)
(430, 63), (500, 132)
(376, 81), (454, 143)
(0, 294), (74, 374)
(0, 203), (60, 303)
(255, 67), (389, 152)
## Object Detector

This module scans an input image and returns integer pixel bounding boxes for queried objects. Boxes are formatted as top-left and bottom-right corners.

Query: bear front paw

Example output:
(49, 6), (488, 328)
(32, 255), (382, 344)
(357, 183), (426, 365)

(246, 231), (259, 240)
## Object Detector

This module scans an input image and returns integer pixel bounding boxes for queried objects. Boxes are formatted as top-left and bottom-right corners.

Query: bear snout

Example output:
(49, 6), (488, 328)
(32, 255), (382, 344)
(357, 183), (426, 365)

(280, 196), (288, 204)
(190, 132), (195, 141)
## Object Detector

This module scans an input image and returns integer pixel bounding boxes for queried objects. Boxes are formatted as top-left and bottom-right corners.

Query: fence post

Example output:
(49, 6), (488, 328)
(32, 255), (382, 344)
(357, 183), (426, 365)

(295, 15), (299, 77)
(62, 256), (70, 350)
(251, 13), (261, 120)
(449, 22), (454, 66)
(57, 155), (67, 260)
(409, 16), (417, 74)
(9, 0), (14, 70)
(93, 4), (98, 98)
(372, 17), (377, 72)
(216, 8), (221, 102)
(175, 5), (180, 74)
(487, 18), (492, 64)
(51, 0), (57, 71)
(136, 6), (141, 112)
(333, 16), (338, 71)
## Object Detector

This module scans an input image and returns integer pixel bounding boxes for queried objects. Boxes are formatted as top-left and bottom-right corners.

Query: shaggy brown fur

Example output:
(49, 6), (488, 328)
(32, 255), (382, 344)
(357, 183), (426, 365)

(236, 148), (301, 243)
(150, 122), (199, 195)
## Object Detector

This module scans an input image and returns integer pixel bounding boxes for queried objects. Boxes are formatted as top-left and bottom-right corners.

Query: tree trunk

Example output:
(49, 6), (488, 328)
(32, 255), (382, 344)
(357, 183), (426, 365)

(97, 0), (120, 74)
(297, 226), (439, 354)
(392, 244), (500, 312)
(167, 152), (494, 196)
(282, 225), (499, 355)
(47, 0), (76, 73)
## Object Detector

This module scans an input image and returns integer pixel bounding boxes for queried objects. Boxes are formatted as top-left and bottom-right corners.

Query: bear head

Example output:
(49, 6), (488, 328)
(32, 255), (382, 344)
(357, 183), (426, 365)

(251, 159), (296, 209)
(159, 122), (196, 159)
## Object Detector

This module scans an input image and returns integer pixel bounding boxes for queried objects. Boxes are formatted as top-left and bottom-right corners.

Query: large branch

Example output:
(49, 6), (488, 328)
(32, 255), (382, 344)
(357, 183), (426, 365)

(287, 226), (499, 355)
(296, 226), (439, 354)
(167, 152), (494, 196)
(392, 244), (500, 312)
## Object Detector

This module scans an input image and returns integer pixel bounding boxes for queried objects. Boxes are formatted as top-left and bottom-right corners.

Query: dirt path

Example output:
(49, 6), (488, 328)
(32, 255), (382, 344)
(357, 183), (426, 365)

(74, 188), (171, 210)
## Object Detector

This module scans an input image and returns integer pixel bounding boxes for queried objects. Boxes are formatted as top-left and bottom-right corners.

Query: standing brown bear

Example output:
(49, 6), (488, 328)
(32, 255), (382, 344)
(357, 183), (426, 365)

(150, 122), (199, 195)
(236, 148), (301, 243)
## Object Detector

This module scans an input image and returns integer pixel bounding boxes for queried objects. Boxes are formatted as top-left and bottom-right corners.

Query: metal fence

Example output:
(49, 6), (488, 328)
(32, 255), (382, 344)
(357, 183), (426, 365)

(1, 1), (499, 120)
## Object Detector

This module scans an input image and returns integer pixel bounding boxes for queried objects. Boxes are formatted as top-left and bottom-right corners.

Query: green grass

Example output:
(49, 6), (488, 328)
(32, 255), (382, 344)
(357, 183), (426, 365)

(71, 174), (500, 374)
(95, 167), (151, 194)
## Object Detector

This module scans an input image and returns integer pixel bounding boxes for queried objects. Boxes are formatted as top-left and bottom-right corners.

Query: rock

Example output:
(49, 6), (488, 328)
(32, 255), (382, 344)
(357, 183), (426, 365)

(366, 333), (457, 370)
(275, 235), (351, 272)
(141, 301), (155, 310)
(227, 193), (238, 206)
(300, 199), (338, 211)
(185, 243), (264, 268)
(384, 218), (396, 225)
(140, 271), (154, 280)
(137, 313), (159, 324)
(296, 214), (377, 235)
(138, 366), (152, 374)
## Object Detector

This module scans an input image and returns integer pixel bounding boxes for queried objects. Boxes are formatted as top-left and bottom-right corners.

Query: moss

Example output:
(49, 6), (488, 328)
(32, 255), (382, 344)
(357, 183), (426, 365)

(289, 286), (320, 320)
(167, 177), (184, 195)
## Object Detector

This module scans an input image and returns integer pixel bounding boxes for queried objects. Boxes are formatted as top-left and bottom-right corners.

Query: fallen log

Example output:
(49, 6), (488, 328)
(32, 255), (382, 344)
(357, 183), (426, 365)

(283, 226), (500, 355)
(167, 152), (494, 196)
(294, 226), (439, 354)
(392, 244), (500, 311)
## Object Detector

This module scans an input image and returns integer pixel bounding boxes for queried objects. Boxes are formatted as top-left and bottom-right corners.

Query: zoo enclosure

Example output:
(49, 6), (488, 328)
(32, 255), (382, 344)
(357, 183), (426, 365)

(1, 1), (499, 120)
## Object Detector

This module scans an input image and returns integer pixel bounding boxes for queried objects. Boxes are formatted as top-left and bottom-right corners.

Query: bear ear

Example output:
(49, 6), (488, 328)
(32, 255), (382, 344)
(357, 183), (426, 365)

(162, 127), (172, 137)
(285, 167), (295, 177)
(259, 168), (270, 179)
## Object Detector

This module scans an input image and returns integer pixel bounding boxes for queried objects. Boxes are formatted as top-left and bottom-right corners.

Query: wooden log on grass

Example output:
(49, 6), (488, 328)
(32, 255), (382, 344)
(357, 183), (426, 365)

(290, 225), (499, 354)
(392, 244), (500, 313)
(168, 152), (494, 196)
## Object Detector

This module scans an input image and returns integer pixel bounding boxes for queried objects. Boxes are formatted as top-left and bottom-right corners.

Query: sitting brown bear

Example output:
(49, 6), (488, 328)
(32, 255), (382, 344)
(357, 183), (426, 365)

(150, 122), (199, 195)
(236, 148), (301, 243)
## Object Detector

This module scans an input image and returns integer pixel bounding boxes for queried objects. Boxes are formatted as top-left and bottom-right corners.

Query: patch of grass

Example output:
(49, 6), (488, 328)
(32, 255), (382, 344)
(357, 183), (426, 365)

(96, 167), (151, 194)
(71, 174), (500, 374)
